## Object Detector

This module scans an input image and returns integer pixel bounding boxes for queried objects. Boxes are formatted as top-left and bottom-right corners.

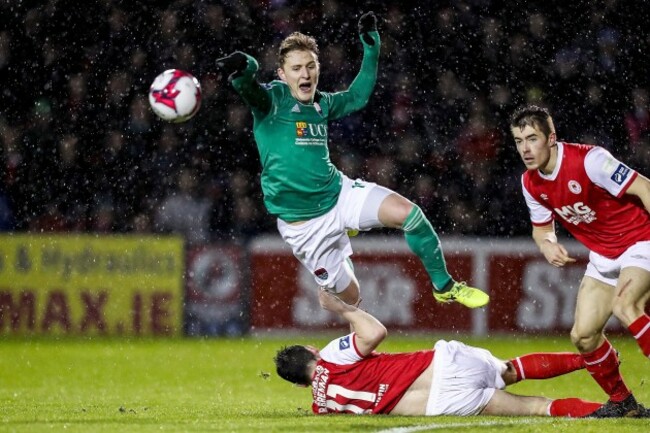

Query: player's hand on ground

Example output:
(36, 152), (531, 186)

(216, 51), (247, 79)
(358, 11), (377, 45)
(541, 242), (576, 267)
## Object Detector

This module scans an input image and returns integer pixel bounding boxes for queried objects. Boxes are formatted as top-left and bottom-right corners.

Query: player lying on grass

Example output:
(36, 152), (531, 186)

(274, 289), (647, 417)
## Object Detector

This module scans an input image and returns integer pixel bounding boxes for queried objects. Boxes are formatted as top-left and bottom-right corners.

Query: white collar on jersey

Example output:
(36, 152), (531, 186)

(538, 141), (564, 181)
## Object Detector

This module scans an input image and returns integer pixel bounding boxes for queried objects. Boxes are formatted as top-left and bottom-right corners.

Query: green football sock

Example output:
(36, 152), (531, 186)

(402, 205), (452, 292)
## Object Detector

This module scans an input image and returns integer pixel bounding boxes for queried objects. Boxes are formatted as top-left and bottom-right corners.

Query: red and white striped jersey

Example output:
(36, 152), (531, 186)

(311, 333), (434, 415)
(521, 142), (650, 258)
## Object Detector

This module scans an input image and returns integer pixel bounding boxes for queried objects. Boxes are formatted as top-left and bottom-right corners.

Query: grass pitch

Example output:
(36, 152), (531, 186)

(1, 334), (648, 433)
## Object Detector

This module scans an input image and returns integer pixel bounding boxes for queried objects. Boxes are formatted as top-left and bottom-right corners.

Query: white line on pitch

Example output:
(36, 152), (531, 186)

(374, 418), (563, 433)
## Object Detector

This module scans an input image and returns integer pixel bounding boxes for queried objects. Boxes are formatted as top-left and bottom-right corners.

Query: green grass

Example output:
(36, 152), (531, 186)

(1, 334), (648, 432)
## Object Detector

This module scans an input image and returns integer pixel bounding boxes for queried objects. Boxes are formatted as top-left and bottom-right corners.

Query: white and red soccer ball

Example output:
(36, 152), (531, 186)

(148, 69), (201, 123)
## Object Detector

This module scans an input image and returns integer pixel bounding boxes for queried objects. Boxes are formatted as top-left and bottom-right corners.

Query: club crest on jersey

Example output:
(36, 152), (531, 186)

(568, 180), (582, 194)
(314, 268), (329, 280)
(611, 164), (630, 185)
(296, 121), (307, 137)
(339, 335), (351, 350)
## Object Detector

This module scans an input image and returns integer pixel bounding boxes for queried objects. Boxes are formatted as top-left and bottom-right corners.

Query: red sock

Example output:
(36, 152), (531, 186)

(511, 352), (584, 381)
(549, 398), (602, 417)
(582, 339), (630, 402)
(628, 314), (650, 358)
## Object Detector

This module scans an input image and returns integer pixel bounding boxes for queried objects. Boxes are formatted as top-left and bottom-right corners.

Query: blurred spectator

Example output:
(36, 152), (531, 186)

(154, 167), (212, 246)
(146, 125), (184, 199)
(625, 88), (650, 147)
(130, 211), (153, 233)
(63, 72), (88, 125)
(454, 101), (501, 169)
(629, 133), (650, 173)
(90, 201), (116, 233)
(28, 202), (68, 233)
(0, 186), (14, 230)
(226, 170), (266, 241)
(52, 133), (91, 230)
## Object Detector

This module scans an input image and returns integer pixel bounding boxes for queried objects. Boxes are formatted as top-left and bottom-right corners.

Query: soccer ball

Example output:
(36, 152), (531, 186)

(148, 69), (201, 122)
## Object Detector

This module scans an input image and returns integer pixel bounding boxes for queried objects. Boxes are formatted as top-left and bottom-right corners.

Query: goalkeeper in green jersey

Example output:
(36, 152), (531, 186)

(216, 12), (488, 309)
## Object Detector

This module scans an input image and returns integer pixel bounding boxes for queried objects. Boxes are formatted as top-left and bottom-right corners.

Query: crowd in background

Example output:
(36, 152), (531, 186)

(1, 0), (649, 246)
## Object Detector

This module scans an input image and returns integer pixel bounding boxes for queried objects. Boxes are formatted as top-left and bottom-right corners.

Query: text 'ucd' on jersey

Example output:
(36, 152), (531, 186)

(294, 121), (328, 146)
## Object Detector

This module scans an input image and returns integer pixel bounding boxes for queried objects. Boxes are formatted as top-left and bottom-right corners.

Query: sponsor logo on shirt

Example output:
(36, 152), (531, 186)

(294, 121), (327, 145)
(555, 202), (596, 225)
(611, 164), (630, 185)
(339, 335), (351, 351)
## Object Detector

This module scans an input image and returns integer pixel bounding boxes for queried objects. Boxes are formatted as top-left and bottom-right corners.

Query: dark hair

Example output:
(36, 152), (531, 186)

(274, 345), (316, 386)
(278, 32), (319, 68)
(510, 105), (554, 138)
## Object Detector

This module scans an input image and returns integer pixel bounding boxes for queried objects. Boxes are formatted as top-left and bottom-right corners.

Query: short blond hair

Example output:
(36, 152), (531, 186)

(278, 32), (319, 68)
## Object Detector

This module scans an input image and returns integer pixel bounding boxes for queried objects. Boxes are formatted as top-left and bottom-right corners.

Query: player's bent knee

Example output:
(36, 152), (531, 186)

(379, 194), (415, 228)
(330, 260), (360, 305)
(336, 283), (360, 305)
(570, 330), (600, 353)
(501, 361), (518, 385)
(611, 300), (642, 327)
(397, 201), (415, 226)
(400, 204), (424, 232)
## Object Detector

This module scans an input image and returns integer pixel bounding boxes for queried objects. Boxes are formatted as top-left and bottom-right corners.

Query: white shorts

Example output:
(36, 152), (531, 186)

(276, 175), (390, 292)
(585, 241), (650, 287)
(426, 340), (507, 416)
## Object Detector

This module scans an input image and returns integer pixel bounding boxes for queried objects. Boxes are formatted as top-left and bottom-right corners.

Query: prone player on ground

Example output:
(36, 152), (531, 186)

(274, 289), (612, 417)
(215, 12), (489, 309)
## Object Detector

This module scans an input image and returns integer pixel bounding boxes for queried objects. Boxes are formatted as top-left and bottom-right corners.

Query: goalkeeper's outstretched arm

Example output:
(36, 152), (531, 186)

(217, 51), (271, 114)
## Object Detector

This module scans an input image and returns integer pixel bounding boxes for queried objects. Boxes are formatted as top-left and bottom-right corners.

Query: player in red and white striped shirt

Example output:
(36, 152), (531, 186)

(511, 105), (650, 418)
(274, 289), (607, 418)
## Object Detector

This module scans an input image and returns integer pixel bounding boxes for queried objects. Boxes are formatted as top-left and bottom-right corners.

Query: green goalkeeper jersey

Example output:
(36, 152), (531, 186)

(230, 31), (380, 222)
